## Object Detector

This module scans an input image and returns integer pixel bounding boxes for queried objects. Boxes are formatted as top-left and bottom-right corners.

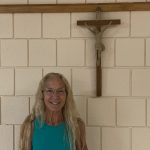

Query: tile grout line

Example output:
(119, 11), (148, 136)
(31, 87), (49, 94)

(145, 98), (147, 127)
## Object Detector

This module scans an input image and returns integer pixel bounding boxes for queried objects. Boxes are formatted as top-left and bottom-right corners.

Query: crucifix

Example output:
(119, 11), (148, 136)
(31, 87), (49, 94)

(77, 8), (121, 97)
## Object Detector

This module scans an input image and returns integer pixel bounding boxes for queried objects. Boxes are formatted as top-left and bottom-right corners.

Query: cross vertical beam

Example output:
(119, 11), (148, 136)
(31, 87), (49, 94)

(96, 58), (102, 96)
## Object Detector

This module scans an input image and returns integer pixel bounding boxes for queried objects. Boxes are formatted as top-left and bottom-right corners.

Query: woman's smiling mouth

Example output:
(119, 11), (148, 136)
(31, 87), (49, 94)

(49, 101), (60, 105)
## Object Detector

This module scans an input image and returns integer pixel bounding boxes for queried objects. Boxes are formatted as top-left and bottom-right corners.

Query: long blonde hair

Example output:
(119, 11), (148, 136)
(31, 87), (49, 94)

(19, 72), (85, 150)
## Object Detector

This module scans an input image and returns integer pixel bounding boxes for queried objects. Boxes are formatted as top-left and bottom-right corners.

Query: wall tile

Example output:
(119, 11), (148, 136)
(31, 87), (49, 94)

(146, 39), (150, 66)
(86, 0), (115, 2)
(71, 12), (95, 37)
(29, 39), (56, 66)
(85, 39), (96, 67)
(29, 0), (56, 4)
(57, 39), (85, 66)
(86, 38), (114, 67)
(1, 40), (27, 66)
(86, 127), (101, 150)
(0, 125), (13, 150)
(0, 14), (12, 38)
(102, 69), (130, 96)
(43, 67), (71, 85)
(102, 128), (130, 150)
(14, 14), (41, 38)
(132, 69), (150, 96)
(0, 0), (27, 4)
(0, 69), (14, 95)
(132, 128), (150, 150)
(117, 98), (145, 126)
(43, 13), (70, 38)
(72, 68), (96, 96)
(117, 0), (145, 1)
(14, 125), (21, 150)
(88, 97), (115, 126)
(58, 0), (85, 3)
(74, 96), (87, 123)
(1, 97), (29, 124)
(147, 98), (150, 126)
(15, 68), (42, 95)
(131, 12), (150, 37)
(116, 38), (144, 66)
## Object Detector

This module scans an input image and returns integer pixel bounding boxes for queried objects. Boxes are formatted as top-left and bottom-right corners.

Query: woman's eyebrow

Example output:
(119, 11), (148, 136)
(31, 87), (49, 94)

(45, 87), (65, 89)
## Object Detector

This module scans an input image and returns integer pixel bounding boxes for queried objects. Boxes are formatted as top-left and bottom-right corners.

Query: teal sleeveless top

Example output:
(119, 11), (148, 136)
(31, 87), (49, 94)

(32, 119), (70, 150)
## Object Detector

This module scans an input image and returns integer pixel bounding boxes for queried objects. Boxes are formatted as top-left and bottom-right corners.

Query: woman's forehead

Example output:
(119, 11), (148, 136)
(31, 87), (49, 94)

(45, 78), (65, 87)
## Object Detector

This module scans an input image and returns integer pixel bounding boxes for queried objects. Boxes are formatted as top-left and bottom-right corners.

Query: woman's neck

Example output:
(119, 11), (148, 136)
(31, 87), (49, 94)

(45, 110), (64, 125)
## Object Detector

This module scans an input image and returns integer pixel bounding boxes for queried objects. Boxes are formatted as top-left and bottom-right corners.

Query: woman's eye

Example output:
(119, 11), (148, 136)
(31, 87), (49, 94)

(47, 89), (53, 93)
(58, 90), (63, 93)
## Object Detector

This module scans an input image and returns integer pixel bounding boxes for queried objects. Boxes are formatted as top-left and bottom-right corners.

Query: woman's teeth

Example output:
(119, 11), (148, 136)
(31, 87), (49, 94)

(50, 102), (60, 105)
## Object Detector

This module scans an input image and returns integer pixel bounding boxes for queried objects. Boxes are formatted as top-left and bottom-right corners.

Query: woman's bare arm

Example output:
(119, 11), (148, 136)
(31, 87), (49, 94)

(77, 118), (88, 150)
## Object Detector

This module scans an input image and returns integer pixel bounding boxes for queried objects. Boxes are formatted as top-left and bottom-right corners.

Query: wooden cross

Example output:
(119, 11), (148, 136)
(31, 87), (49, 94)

(77, 8), (121, 97)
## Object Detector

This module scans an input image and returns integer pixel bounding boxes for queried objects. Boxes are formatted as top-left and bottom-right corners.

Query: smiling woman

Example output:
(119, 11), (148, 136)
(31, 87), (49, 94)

(19, 72), (88, 150)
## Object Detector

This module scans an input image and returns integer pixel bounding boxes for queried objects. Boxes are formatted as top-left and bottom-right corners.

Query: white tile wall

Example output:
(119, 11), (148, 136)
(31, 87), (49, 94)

(0, 125), (13, 150)
(72, 68), (96, 96)
(86, 0), (115, 2)
(0, 0), (27, 4)
(1, 40), (27, 66)
(117, 0), (146, 2)
(147, 98), (150, 126)
(1, 97), (29, 124)
(102, 69), (130, 96)
(86, 127), (101, 150)
(117, 98), (145, 126)
(0, 69), (14, 95)
(43, 13), (70, 38)
(29, 0), (56, 4)
(131, 12), (150, 37)
(14, 14), (41, 38)
(29, 39), (56, 66)
(57, 39), (85, 66)
(15, 68), (42, 95)
(58, 0), (85, 3)
(102, 128), (130, 150)
(14, 125), (21, 150)
(0, 14), (13, 38)
(85, 38), (96, 67)
(88, 97), (115, 126)
(116, 38), (144, 66)
(132, 69), (150, 96)
(132, 128), (150, 150)
(146, 39), (150, 66)
(74, 96), (87, 122)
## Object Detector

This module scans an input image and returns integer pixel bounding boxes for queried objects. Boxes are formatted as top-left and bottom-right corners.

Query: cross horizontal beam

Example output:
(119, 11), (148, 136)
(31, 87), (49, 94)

(77, 19), (121, 26)
(0, 2), (150, 13)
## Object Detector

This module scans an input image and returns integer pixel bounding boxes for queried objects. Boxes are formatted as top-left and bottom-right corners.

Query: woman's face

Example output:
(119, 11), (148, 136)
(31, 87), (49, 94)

(43, 78), (66, 113)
